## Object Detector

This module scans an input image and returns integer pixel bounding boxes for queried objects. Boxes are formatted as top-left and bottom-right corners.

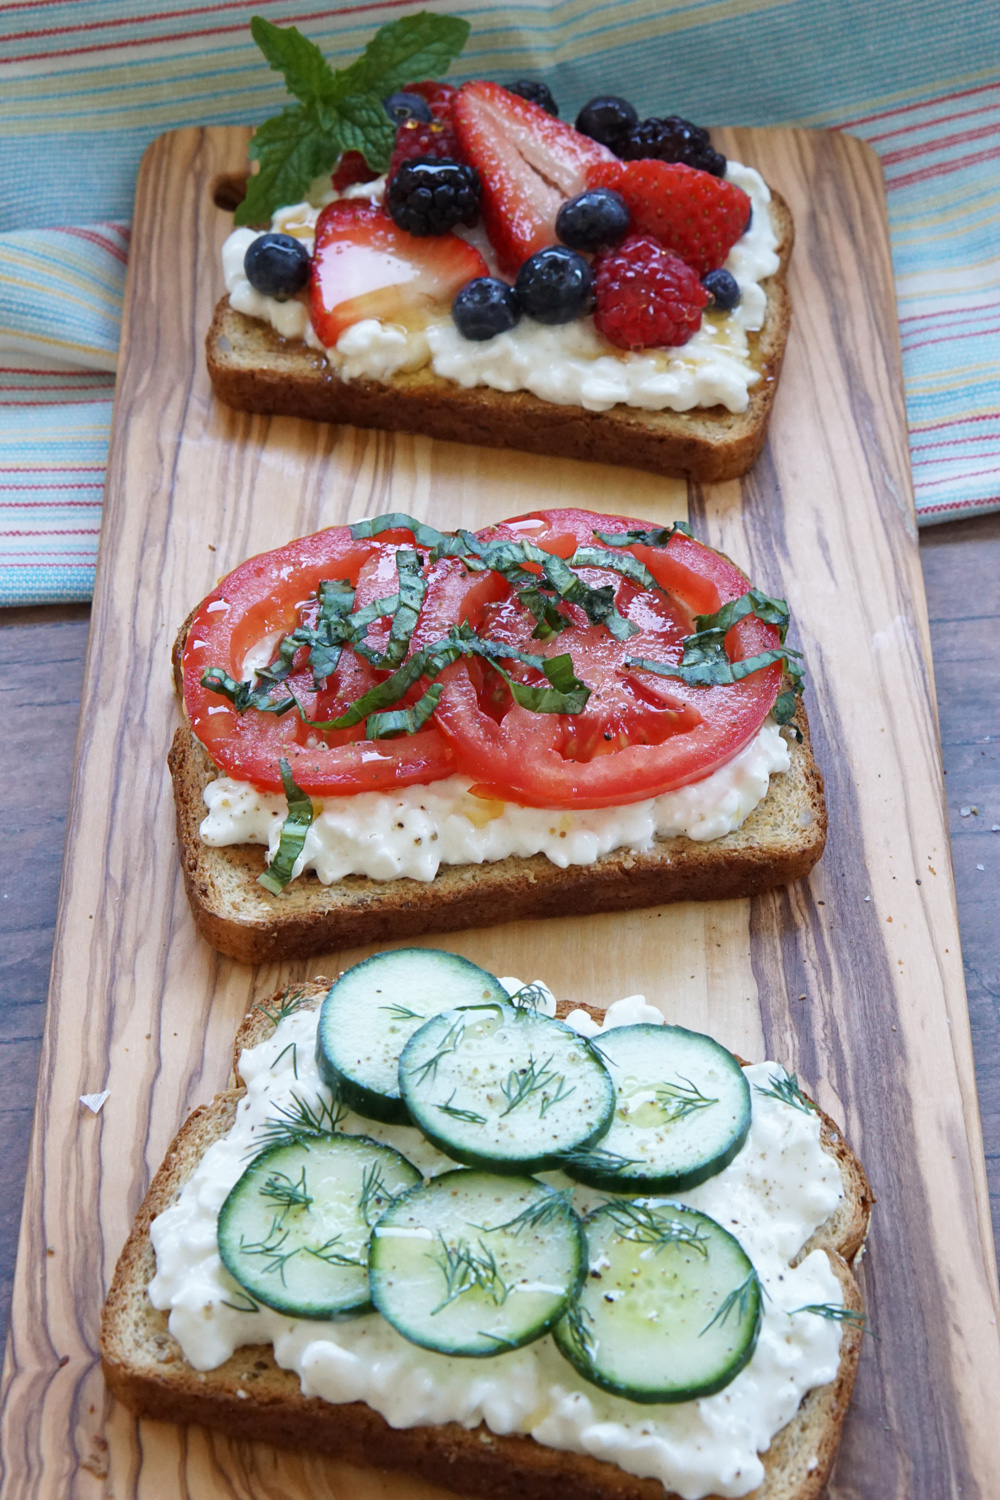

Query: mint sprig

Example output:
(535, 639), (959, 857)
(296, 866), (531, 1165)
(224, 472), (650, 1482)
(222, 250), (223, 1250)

(236, 12), (471, 226)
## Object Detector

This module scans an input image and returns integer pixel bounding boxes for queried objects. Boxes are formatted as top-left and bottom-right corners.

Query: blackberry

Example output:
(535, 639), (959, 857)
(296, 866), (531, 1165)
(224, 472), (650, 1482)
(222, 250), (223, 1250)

(514, 246), (593, 325)
(243, 233), (311, 301)
(701, 269), (741, 311)
(505, 79), (559, 116)
(556, 188), (630, 252)
(383, 90), (433, 125)
(452, 278), (522, 341)
(575, 95), (638, 152)
(386, 157), (481, 237)
(620, 116), (727, 177)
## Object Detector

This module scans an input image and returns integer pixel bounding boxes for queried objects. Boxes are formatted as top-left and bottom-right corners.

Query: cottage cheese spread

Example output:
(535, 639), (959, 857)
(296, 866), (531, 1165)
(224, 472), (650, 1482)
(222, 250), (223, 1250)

(200, 718), (792, 884)
(149, 990), (845, 1500)
(221, 162), (779, 414)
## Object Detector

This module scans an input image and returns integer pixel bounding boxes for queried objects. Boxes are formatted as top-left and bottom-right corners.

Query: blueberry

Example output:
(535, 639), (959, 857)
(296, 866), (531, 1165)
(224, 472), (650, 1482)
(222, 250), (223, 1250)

(701, 269), (741, 312)
(514, 246), (593, 325)
(556, 189), (630, 252)
(505, 79), (559, 116)
(384, 90), (433, 125)
(575, 95), (638, 153)
(452, 278), (522, 341)
(243, 233), (311, 301)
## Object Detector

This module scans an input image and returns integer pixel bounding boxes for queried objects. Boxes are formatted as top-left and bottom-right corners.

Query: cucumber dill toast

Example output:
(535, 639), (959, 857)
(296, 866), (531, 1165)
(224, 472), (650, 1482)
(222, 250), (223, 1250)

(566, 1024), (751, 1192)
(316, 948), (510, 1124)
(370, 1171), (585, 1356)
(398, 1002), (615, 1172)
(103, 972), (873, 1500)
(554, 1200), (763, 1402)
(217, 1134), (420, 1318)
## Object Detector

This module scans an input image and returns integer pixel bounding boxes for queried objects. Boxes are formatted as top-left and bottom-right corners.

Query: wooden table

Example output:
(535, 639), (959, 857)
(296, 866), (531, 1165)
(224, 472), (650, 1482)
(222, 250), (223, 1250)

(2, 511), (997, 1349)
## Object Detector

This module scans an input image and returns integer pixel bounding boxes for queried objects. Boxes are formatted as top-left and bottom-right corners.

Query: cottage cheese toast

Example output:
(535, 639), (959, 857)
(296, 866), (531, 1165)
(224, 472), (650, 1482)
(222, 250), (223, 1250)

(207, 187), (790, 482)
(102, 985), (871, 1500)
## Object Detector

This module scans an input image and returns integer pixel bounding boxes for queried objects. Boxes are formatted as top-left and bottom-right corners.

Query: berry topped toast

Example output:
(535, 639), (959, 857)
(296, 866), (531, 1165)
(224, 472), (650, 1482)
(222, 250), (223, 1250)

(209, 18), (792, 481)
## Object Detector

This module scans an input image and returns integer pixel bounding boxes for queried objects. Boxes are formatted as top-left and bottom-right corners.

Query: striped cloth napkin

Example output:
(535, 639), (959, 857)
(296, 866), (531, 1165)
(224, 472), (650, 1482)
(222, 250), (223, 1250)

(2, 1), (998, 606)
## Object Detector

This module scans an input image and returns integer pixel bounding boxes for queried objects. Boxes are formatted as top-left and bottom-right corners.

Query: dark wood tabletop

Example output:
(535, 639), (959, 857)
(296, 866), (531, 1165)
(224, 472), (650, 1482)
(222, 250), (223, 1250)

(2, 510), (997, 1348)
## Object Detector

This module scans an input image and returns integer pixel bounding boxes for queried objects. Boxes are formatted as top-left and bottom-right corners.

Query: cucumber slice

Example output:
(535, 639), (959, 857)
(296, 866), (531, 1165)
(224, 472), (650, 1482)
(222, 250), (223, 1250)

(217, 1134), (420, 1318)
(370, 1170), (585, 1356)
(316, 948), (510, 1124)
(564, 1024), (751, 1193)
(553, 1199), (762, 1402)
(399, 1005), (614, 1173)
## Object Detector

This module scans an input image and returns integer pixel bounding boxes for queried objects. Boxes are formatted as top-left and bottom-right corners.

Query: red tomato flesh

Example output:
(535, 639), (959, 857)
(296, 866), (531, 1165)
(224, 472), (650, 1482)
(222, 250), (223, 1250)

(183, 510), (784, 807)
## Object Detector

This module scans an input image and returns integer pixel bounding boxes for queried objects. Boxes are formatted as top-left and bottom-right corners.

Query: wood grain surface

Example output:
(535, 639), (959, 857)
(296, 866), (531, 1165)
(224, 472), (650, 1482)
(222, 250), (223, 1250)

(1, 123), (999, 1499)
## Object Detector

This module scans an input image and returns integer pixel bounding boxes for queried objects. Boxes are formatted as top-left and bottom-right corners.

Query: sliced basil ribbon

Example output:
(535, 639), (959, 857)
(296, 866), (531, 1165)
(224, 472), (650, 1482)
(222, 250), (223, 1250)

(289, 626), (590, 737)
(367, 682), (445, 739)
(349, 513), (456, 551)
(593, 522), (693, 548)
(306, 578), (356, 684)
(258, 759), (315, 895)
(567, 547), (659, 592)
(200, 667), (294, 717)
(384, 548), (427, 667)
(627, 588), (805, 735)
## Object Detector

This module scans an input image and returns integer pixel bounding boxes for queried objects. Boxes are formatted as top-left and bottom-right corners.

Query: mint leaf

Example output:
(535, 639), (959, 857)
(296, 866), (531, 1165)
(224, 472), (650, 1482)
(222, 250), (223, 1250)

(239, 12), (470, 225)
(250, 16), (337, 102)
(335, 93), (395, 171)
(237, 105), (343, 226)
(337, 12), (471, 98)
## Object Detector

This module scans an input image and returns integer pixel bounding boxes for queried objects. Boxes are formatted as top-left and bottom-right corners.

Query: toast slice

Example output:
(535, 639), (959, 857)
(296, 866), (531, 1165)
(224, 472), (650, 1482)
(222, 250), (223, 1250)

(205, 195), (792, 483)
(102, 986), (873, 1500)
(169, 701), (826, 964)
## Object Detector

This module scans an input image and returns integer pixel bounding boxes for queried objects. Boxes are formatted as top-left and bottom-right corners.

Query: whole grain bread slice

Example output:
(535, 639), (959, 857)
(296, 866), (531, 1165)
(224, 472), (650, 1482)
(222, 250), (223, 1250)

(205, 195), (792, 483)
(101, 985), (873, 1500)
(169, 702), (826, 964)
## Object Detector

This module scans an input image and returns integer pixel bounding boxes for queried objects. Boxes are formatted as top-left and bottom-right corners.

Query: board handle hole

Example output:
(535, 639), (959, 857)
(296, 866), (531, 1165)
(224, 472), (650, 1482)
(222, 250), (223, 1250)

(211, 172), (248, 213)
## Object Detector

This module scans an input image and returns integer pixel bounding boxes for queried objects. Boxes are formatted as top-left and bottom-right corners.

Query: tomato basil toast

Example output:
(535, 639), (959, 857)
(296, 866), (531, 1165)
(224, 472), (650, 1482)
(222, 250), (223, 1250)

(209, 17), (791, 481)
(169, 507), (825, 961)
(102, 957), (872, 1500)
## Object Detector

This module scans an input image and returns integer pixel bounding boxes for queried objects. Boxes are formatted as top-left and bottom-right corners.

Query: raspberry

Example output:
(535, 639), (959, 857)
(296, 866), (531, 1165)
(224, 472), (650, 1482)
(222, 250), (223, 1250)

(404, 80), (457, 120)
(621, 116), (726, 178)
(388, 117), (463, 182)
(593, 234), (708, 350)
(331, 150), (379, 192)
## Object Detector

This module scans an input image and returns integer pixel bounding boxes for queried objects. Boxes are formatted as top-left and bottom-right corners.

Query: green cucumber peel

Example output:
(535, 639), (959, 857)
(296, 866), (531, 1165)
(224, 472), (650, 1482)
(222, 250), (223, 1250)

(257, 759), (315, 895)
(237, 13), (470, 225)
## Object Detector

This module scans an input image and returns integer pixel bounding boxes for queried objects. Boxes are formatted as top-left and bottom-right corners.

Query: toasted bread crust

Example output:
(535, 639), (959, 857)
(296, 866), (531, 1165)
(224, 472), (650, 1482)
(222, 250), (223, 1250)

(101, 987), (872, 1500)
(169, 710), (826, 964)
(205, 196), (792, 482)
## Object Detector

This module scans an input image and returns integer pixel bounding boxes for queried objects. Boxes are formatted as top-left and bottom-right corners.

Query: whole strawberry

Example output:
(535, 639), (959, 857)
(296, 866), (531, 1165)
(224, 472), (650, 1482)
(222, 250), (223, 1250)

(593, 234), (708, 350)
(587, 159), (750, 276)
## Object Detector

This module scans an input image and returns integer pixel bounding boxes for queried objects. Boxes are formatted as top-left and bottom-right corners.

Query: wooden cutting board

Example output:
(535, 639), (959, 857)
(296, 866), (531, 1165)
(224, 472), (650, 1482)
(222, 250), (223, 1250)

(1, 124), (998, 1500)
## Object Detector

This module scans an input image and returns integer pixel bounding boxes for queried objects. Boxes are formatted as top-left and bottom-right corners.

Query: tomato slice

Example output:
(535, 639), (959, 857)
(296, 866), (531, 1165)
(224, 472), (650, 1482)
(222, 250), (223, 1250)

(183, 510), (785, 808)
(431, 508), (783, 809)
(182, 527), (466, 796)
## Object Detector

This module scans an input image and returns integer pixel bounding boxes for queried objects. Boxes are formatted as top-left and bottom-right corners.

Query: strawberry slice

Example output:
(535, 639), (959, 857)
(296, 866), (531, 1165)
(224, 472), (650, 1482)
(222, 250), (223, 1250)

(309, 201), (489, 346)
(586, 159), (751, 276)
(453, 81), (616, 275)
